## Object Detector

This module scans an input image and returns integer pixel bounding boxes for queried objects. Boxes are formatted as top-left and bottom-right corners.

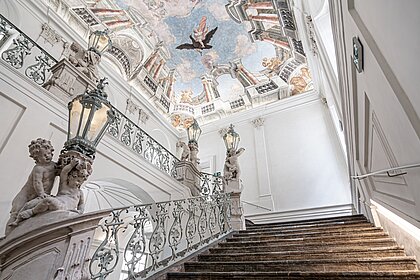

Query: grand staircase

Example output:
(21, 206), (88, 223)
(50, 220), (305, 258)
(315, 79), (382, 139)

(167, 215), (420, 279)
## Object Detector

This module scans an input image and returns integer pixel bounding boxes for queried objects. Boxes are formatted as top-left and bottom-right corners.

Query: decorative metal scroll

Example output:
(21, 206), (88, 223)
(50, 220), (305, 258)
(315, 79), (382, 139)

(89, 193), (232, 279)
(106, 107), (180, 177)
(200, 172), (224, 196)
(0, 14), (57, 85)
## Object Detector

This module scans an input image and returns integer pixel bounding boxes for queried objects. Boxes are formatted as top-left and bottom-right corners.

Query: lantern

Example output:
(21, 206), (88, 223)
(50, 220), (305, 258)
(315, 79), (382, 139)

(223, 124), (240, 151)
(88, 29), (112, 55)
(64, 78), (115, 158)
(187, 119), (202, 145)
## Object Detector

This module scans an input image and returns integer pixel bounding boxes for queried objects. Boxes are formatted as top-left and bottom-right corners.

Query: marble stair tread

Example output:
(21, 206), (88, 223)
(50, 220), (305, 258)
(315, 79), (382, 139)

(200, 247), (406, 261)
(166, 215), (419, 279)
(241, 221), (372, 234)
(226, 231), (389, 243)
(246, 215), (366, 229)
(167, 271), (420, 280)
(231, 226), (383, 239)
(183, 257), (418, 272)
(210, 239), (398, 253)
(219, 235), (394, 247)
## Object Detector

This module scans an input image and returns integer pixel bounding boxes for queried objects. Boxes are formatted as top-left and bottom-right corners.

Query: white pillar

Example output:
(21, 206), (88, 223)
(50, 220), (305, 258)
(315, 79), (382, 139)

(251, 117), (275, 210)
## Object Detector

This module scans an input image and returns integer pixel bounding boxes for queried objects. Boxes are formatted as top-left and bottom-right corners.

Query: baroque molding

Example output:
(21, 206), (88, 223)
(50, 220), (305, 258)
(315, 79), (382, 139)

(251, 117), (265, 128)
(39, 23), (62, 46)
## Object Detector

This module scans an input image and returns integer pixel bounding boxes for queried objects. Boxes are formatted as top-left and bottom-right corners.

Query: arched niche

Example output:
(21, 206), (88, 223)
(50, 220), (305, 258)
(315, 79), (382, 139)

(103, 34), (145, 79)
(82, 178), (155, 212)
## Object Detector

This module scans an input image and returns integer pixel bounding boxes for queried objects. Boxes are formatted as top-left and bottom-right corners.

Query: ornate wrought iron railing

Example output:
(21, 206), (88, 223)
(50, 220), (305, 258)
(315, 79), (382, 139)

(200, 172), (224, 196)
(89, 193), (232, 279)
(107, 105), (180, 177)
(0, 14), (57, 85)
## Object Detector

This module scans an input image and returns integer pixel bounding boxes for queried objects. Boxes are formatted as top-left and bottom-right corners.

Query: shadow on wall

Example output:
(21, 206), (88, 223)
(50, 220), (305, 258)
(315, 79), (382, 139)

(82, 178), (155, 212)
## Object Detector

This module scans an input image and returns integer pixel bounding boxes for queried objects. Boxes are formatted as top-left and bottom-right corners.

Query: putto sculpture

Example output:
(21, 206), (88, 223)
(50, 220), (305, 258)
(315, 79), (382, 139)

(223, 147), (245, 183)
(66, 42), (101, 83)
(176, 141), (190, 161)
(5, 140), (93, 235)
(5, 139), (59, 235)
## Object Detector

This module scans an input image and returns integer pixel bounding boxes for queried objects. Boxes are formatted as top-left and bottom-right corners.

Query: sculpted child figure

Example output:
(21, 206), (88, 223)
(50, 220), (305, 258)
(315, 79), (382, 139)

(5, 138), (58, 235)
(223, 147), (245, 182)
(10, 157), (92, 226)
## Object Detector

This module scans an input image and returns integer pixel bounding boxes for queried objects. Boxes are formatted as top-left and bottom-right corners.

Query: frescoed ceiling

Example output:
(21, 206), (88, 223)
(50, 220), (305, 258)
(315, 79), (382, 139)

(68, 0), (314, 128)
(113, 0), (277, 100)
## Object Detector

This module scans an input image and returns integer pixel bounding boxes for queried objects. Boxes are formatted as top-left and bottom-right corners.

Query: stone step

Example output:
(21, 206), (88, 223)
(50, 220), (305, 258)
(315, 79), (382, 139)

(167, 271), (420, 280)
(246, 215), (367, 229)
(184, 257), (418, 273)
(228, 230), (387, 242)
(210, 238), (398, 253)
(199, 247), (407, 262)
(221, 234), (391, 247)
(241, 220), (373, 234)
(231, 226), (383, 239)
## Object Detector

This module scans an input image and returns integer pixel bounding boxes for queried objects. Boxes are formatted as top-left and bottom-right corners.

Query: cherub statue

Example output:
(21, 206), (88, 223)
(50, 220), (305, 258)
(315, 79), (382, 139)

(223, 147), (245, 183)
(176, 141), (190, 161)
(66, 42), (101, 83)
(9, 157), (92, 227)
(5, 138), (59, 235)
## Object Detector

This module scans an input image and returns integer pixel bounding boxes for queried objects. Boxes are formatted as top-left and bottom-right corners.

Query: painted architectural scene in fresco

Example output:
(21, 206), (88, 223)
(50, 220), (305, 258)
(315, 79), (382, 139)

(69, 0), (313, 129)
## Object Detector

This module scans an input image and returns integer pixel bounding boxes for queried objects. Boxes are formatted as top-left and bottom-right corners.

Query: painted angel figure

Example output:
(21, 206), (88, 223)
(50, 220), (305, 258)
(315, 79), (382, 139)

(176, 16), (218, 54)
(194, 16), (209, 48)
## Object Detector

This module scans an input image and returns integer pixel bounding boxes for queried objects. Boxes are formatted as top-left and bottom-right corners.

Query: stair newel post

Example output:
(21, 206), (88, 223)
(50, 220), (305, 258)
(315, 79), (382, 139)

(222, 124), (246, 230)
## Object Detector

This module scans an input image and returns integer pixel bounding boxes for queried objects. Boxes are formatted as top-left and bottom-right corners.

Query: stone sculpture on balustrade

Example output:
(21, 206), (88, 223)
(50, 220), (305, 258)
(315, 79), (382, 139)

(223, 147), (245, 230)
(176, 140), (191, 161)
(174, 141), (201, 196)
(4, 138), (92, 236)
(43, 42), (100, 99)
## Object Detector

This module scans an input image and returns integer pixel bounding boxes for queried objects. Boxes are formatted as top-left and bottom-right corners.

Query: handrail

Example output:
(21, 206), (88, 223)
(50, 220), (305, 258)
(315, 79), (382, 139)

(110, 105), (179, 160)
(243, 200), (272, 211)
(0, 14), (57, 63)
(89, 192), (233, 279)
(351, 163), (420, 180)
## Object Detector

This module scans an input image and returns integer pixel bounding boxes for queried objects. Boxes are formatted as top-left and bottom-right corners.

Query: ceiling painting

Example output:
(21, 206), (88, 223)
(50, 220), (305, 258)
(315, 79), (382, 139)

(68, 0), (314, 128)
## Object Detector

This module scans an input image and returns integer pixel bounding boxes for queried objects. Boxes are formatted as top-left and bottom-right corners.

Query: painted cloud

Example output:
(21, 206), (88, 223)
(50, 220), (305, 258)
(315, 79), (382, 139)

(201, 50), (220, 70)
(176, 59), (198, 83)
(234, 34), (257, 58)
(207, 3), (230, 21)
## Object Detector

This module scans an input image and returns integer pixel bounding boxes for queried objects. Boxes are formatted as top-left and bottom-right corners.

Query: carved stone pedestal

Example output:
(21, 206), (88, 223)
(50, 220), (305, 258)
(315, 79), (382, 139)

(0, 210), (110, 280)
(43, 58), (96, 100)
(230, 191), (245, 231)
(225, 179), (245, 230)
(174, 161), (201, 196)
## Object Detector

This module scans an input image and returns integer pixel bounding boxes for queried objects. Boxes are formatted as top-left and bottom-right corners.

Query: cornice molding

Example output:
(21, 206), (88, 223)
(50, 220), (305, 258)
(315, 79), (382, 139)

(201, 90), (321, 135)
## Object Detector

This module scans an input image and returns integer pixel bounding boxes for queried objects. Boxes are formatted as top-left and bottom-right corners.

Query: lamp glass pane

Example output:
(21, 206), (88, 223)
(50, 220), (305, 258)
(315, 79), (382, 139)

(69, 98), (83, 140)
(97, 35), (111, 53)
(78, 105), (92, 138)
(87, 104), (110, 142)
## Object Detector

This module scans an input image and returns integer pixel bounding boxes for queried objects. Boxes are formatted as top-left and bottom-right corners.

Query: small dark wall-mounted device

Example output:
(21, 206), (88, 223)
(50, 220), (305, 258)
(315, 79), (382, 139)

(352, 36), (364, 73)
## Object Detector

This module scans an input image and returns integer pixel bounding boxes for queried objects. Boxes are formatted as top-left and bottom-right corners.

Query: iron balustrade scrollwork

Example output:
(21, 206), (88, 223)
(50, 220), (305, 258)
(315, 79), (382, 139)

(200, 172), (224, 196)
(106, 106), (180, 178)
(0, 14), (58, 85)
(89, 193), (232, 279)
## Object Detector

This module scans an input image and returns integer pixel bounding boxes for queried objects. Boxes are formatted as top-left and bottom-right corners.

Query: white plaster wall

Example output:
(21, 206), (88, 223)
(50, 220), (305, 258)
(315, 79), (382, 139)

(331, 0), (420, 224)
(198, 93), (352, 221)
